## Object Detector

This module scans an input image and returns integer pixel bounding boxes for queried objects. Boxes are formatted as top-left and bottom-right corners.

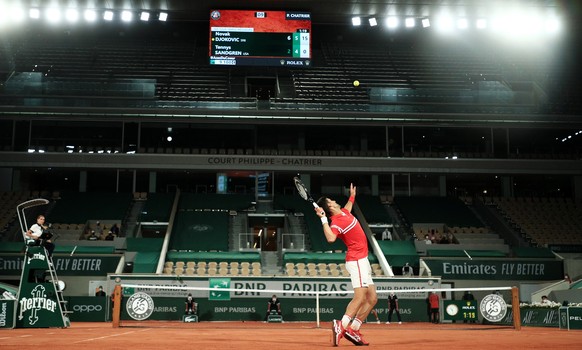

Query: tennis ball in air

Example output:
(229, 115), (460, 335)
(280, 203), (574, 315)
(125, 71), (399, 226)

(353, 80), (360, 87)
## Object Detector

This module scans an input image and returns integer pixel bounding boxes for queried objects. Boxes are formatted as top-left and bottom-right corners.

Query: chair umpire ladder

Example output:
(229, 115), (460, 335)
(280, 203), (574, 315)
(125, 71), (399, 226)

(15, 199), (71, 328)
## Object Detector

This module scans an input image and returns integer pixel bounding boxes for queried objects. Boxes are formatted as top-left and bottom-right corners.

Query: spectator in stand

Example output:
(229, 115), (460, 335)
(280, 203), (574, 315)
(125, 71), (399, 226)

(541, 295), (552, 305)
(105, 231), (115, 241)
(381, 228), (392, 241)
(564, 274), (572, 284)
(110, 223), (120, 236)
(88, 231), (99, 241)
(424, 234), (432, 245)
(402, 263), (413, 277)
(94, 221), (103, 236)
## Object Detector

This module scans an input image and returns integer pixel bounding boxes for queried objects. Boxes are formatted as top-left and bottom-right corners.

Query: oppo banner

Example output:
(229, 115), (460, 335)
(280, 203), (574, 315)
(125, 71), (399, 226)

(423, 259), (563, 280)
(0, 255), (121, 276)
(65, 297), (108, 322)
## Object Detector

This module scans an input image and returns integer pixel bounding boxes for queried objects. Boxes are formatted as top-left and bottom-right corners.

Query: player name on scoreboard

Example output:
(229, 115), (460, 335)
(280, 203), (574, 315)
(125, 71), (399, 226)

(211, 29), (309, 57)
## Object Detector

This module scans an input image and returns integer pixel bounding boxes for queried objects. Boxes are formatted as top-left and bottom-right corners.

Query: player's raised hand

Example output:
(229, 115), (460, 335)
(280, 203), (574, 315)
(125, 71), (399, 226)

(350, 183), (357, 197)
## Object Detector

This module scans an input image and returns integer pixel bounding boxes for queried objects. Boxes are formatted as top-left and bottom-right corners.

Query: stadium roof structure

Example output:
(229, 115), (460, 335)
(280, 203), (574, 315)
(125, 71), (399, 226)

(15, 0), (567, 24)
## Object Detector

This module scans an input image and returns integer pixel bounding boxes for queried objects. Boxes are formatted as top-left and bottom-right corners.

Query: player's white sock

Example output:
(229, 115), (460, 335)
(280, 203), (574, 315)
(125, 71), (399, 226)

(351, 318), (363, 331)
(341, 315), (352, 329)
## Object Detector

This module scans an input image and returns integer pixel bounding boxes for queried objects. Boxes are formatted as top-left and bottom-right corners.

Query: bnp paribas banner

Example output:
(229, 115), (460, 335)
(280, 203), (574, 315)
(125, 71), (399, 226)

(113, 277), (440, 300)
(424, 259), (563, 280)
(0, 254), (121, 276)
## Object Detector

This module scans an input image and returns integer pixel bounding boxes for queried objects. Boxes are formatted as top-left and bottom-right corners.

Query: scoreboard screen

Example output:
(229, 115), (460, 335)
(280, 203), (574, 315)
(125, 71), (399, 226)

(209, 10), (311, 67)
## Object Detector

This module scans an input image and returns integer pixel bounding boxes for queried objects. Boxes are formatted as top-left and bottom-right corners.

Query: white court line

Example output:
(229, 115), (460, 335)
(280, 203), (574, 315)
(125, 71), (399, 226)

(19, 335), (32, 337)
(73, 328), (149, 344)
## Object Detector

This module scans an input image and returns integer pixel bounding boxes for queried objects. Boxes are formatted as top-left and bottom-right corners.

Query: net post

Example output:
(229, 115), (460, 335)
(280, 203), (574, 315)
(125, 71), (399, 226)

(112, 284), (122, 328)
(511, 286), (521, 331)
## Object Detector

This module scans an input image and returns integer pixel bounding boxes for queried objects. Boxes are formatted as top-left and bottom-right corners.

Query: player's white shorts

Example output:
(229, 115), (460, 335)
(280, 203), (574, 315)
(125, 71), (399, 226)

(346, 257), (374, 289)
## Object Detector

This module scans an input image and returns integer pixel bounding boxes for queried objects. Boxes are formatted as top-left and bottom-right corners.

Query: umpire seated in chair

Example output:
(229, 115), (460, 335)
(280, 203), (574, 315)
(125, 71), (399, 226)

(265, 294), (283, 322)
(25, 215), (55, 259)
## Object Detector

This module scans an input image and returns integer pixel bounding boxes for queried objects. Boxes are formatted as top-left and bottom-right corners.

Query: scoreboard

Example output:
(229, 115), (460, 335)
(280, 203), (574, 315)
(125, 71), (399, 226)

(209, 10), (311, 67)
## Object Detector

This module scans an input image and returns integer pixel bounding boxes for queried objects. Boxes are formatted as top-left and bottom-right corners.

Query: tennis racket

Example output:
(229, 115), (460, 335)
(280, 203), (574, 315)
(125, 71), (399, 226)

(293, 176), (319, 209)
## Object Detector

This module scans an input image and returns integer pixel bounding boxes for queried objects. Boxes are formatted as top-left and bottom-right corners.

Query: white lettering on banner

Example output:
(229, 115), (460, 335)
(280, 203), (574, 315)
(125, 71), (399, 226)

(213, 306), (255, 313)
(71, 259), (102, 271)
(73, 305), (103, 313)
(292, 307), (334, 314)
(206, 157), (323, 167)
(17, 286), (57, 325)
(0, 303), (7, 326)
(55, 259), (71, 270)
(117, 279), (439, 299)
(234, 282), (266, 295)
(154, 306), (177, 313)
(282, 282), (350, 297)
(0, 257), (23, 271)
(444, 262), (547, 277)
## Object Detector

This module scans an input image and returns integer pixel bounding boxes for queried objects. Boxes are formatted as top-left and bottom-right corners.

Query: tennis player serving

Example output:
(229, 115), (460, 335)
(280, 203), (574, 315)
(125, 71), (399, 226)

(315, 183), (378, 346)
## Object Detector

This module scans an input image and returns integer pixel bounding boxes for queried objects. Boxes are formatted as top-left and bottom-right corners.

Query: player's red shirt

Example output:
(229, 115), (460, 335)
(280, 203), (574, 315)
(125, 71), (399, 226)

(329, 208), (368, 261)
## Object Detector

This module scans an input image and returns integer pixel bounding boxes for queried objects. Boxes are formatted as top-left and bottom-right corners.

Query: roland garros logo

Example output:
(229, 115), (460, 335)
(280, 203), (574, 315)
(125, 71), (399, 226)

(126, 292), (154, 321)
(480, 294), (507, 322)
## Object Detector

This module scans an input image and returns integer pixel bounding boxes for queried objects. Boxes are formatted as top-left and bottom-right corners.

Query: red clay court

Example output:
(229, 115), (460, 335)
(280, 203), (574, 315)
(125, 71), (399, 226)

(1, 321), (579, 350)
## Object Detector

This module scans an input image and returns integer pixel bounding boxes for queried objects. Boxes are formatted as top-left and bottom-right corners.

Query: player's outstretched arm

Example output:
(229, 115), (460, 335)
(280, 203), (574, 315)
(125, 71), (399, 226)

(344, 183), (356, 212)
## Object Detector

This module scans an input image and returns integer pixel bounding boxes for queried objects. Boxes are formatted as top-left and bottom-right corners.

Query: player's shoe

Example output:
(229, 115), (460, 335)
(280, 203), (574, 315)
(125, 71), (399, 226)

(332, 319), (345, 347)
(343, 328), (369, 346)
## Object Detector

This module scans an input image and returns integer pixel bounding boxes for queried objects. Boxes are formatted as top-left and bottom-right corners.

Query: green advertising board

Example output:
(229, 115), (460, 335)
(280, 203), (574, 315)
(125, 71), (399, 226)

(0, 300), (16, 328)
(0, 254), (121, 276)
(492, 306), (559, 327)
(559, 307), (582, 330)
(424, 259), (563, 280)
(208, 278), (231, 301)
(66, 297), (108, 322)
(118, 296), (432, 322)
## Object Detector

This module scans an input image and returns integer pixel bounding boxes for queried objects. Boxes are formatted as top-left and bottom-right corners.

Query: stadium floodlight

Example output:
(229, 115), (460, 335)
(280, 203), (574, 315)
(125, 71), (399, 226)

(386, 17), (398, 29)
(9, 7), (25, 22)
(405, 18), (415, 28)
(104, 10), (114, 21)
(65, 9), (79, 22)
(421, 18), (430, 28)
(121, 10), (132, 22)
(140, 12), (150, 21)
(84, 9), (97, 22)
(436, 16), (454, 32)
(457, 18), (468, 30)
(29, 8), (40, 19)
(476, 18), (487, 29)
(352, 16), (361, 26)
(46, 8), (61, 23)
(158, 12), (168, 22)
(545, 18), (561, 34)
(368, 17), (377, 27)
